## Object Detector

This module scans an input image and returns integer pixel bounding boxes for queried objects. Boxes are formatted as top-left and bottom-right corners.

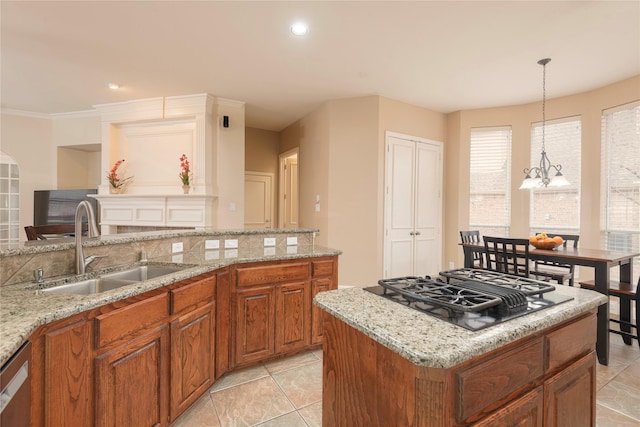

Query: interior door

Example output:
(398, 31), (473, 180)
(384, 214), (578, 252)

(279, 150), (299, 228)
(384, 133), (442, 278)
(244, 172), (273, 229)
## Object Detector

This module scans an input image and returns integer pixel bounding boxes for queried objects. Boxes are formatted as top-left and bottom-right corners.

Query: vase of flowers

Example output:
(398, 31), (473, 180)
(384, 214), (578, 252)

(106, 159), (133, 193)
(179, 154), (191, 194)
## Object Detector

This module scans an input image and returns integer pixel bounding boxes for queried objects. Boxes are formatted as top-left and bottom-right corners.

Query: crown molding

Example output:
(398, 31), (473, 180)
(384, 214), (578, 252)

(1, 107), (100, 120)
(0, 108), (51, 119)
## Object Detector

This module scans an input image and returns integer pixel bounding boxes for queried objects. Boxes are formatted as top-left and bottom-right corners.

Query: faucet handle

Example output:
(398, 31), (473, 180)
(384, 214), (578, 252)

(84, 255), (106, 270)
(140, 248), (147, 262)
(34, 268), (44, 284)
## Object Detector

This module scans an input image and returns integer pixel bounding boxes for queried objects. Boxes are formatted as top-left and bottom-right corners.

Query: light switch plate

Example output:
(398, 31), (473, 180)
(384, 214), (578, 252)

(225, 249), (238, 258)
(225, 239), (238, 249)
(205, 250), (220, 261)
(205, 239), (220, 249)
(264, 237), (276, 247)
(172, 254), (184, 263)
(172, 242), (184, 253)
(264, 247), (276, 256)
(286, 236), (298, 246)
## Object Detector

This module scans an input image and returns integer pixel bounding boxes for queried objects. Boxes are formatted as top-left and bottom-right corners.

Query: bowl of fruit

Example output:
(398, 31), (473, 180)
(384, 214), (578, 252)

(529, 233), (564, 250)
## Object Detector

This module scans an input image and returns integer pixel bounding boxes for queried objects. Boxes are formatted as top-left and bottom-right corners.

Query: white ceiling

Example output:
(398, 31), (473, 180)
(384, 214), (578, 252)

(2, 1), (639, 131)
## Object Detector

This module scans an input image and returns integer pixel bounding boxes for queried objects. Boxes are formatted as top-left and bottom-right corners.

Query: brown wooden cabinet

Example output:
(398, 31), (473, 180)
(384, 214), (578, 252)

(169, 275), (217, 421)
(275, 281), (310, 353)
(235, 285), (276, 365)
(26, 256), (337, 426)
(30, 316), (93, 427)
(233, 257), (338, 367)
(95, 324), (170, 427)
(322, 311), (598, 427)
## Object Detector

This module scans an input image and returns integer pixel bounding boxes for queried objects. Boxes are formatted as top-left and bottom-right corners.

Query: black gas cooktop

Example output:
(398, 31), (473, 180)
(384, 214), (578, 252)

(364, 269), (573, 331)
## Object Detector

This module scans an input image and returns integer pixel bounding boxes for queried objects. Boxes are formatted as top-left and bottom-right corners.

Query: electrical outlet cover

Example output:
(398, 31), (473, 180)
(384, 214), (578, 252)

(225, 239), (238, 249)
(264, 237), (276, 247)
(205, 239), (220, 249)
(172, 242), (184, 253)
(286, 236), (298, 246)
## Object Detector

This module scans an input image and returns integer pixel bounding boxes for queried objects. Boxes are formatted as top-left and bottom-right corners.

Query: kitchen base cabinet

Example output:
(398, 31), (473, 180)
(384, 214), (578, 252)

(170, 302), (216, 420)
(322, 311), (597, 427)
(232, 257), (338, 367)
(30, 316), (93, 427)
(235, 286), (275, 365)
(275, 282), (310, 354)
(95, 325), (170, 427)
(543, 352), (596, 426)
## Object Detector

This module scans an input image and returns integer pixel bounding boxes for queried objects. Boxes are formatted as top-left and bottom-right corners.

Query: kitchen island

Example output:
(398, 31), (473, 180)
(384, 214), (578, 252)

(314, 284), (607, 426)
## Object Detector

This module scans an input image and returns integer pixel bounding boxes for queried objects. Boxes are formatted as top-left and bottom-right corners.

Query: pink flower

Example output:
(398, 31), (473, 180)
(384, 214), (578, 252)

(179, 154), (191, 185)
(106, 159), (133, 189)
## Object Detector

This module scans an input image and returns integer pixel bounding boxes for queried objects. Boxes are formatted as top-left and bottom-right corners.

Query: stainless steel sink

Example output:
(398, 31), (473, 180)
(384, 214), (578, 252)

(43, 264), (185, 295)
(43, 278), (137, 295)
(101, 265), (184, 281)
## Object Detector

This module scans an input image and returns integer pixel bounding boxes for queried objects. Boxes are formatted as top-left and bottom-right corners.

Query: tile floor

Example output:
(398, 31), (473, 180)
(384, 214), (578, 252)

(174, 338), (639, 427)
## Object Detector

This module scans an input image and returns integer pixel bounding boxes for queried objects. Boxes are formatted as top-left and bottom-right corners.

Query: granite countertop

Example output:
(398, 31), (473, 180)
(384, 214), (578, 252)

(0, 243), (340, 366)
(313, 285), (607, 369)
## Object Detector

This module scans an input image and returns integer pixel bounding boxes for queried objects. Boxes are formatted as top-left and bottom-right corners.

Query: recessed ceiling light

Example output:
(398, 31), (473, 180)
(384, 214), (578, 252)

(107, 83), (120, 90)
(290, 22), (308, 36)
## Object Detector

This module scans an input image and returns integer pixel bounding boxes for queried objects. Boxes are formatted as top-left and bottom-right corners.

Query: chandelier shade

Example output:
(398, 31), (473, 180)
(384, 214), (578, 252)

(520, 58), (570, 190)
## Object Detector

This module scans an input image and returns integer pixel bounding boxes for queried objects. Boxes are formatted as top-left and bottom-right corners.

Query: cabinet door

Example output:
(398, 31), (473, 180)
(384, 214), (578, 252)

(170, 302), (215, 421)
(95, 325), (170, 427)
(543, 352), (596, 427)
(275, 281), (310, 353)
(235, 286), (275, 365)
(42, 319), (92, 427)
(473, 386), (543, 427)
(311, 278), (332, 344)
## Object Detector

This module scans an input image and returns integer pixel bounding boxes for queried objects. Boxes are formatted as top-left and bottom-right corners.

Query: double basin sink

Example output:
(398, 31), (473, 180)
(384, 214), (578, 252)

(43, 264), (186, 295)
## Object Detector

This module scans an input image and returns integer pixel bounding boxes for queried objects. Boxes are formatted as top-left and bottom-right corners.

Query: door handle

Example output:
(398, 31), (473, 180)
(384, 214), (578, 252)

(415, 231), (421, 236)
(409, 231), (415, 236)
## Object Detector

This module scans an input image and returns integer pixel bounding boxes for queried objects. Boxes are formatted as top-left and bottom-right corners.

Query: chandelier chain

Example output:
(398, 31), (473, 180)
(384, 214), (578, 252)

(541, 60), (546, 152)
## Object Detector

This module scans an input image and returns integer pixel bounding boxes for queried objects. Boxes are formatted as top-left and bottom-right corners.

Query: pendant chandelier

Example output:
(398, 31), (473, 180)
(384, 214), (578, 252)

(519, 58), (570, 189)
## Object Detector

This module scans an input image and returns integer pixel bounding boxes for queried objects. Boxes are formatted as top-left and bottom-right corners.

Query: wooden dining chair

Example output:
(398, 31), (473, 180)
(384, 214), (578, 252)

(24, 224), (84, 240)
(530, 234), (580, 286)
(579, 276), (639, 348)
(483, 236), (530, 277)
(460, 230), (484, 268)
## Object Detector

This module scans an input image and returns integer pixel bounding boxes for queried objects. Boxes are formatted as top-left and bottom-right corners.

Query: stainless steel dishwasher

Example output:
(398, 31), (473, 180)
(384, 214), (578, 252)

(0, 341), (31, 427)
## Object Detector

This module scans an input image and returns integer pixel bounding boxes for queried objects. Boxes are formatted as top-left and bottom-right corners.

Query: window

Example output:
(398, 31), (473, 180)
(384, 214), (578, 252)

(469, 127), (512, 237)
(601, 102), (640, 279)
(529, 117), (582, 236)
(0, 151), (20, 245)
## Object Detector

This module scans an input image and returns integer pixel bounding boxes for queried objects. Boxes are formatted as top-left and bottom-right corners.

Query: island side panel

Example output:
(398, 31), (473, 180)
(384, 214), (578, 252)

(322, 313), (453, 427)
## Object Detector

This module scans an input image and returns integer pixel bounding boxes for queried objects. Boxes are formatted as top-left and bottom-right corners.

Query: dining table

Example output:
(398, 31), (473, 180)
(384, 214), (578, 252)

(461, 242), (640, 366)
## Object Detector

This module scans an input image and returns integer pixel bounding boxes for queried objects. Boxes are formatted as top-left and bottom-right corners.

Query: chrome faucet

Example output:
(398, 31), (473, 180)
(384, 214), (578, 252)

(75, 201), (100, 274)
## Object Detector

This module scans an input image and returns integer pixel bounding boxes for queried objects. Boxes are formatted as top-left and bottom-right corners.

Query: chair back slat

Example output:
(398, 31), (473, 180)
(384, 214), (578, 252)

(483, 236), (530, 277)
(460, 230), (484, 268)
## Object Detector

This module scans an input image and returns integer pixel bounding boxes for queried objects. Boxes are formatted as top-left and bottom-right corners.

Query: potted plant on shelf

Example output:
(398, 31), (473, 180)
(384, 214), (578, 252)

(179, 154), (191, 194)
(106, 159), (133, 194)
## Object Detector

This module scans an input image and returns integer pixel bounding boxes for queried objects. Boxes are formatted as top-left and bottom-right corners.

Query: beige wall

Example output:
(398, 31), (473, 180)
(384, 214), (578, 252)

(444, 75), (640, 270)
(245, 127), (279, 174)
(0, 113), (55, 235)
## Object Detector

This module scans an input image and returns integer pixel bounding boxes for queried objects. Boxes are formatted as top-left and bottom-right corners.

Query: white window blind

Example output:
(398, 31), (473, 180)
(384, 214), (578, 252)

(601, 101), (640, 279)
(529, 117), (581, 236)
(469, 127), (512, 237)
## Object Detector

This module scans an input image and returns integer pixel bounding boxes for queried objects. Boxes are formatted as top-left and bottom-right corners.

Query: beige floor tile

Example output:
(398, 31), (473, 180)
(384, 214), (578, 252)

(312, 348), (323, 360)
(596, 404), (640, 427)
(298, 401), (323, 427)
(212, 377), (295, 427)
(254, 411), (308, 426)
(264, 351), (320, 375)
(172, 394), (221, 427)
(597, 379), (640, 422)
(613, 361), (640, 392)
(211, 364), (270, 392)
(608, 341), (640, 365)
(272, 360), (323, 408)
(596, 358), (629, 391)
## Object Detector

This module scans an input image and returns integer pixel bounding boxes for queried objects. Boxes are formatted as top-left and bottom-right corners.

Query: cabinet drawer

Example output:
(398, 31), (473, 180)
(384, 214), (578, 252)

(171, 277), (216, 315)
(312, 259), (334, 278)
(546, 313), (596, 373)
(95, 293), (170, 348)
(236, 262), (309, 287)
(456, 337), (544, 422)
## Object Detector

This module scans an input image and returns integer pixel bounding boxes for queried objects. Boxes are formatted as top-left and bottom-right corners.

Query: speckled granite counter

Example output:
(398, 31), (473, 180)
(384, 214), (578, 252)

(0, 242), (340, 367)
(313, 285), (607, 369)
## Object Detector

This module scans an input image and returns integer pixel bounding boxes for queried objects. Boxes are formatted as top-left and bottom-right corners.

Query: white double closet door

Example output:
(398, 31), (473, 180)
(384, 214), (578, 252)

(384, 132), (443, 278)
